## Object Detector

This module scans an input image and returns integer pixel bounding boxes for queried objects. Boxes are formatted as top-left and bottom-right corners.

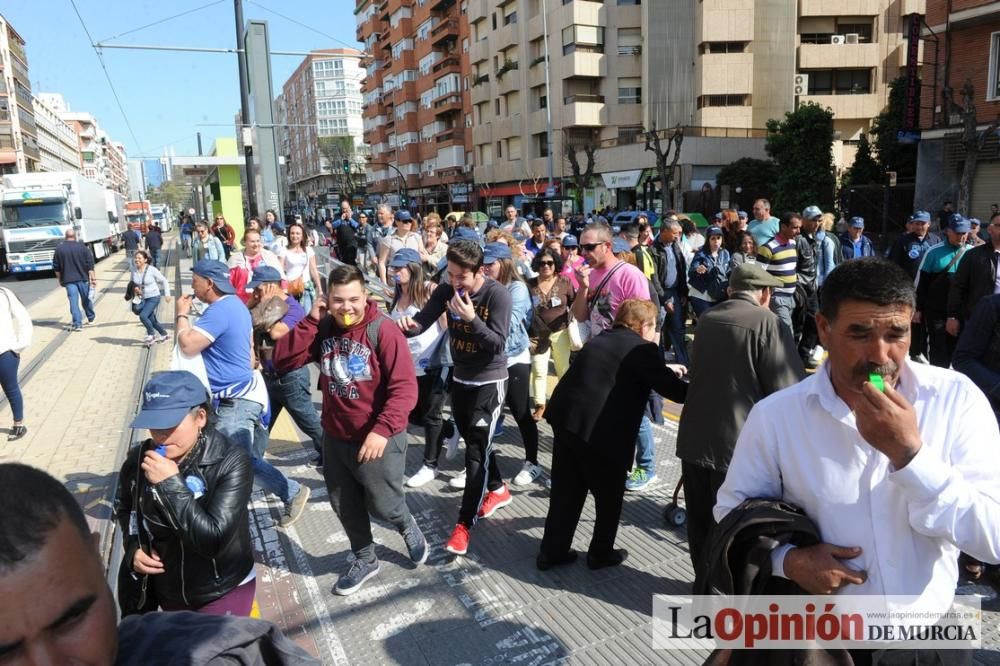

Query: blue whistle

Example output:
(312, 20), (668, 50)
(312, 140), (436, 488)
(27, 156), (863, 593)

(155, 445), (166, 456)
(450, 289), (465, 320)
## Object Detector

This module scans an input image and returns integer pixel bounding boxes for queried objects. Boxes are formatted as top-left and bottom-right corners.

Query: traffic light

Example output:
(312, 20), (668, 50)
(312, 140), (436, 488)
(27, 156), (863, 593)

(342, 159), (350, 174)
(400, 194), (408, 207)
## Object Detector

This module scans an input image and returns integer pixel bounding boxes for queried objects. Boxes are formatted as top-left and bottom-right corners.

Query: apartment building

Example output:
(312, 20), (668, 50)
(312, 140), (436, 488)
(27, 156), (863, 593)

(31, 94), (81, 173)
(914, 0), (1000, 220)
(0, 14), (39, 174)
(280, 48), (365, 210)
(356, 0), (475, 213)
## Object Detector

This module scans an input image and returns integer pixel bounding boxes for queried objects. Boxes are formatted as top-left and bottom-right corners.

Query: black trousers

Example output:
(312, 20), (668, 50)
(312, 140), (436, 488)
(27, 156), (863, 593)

(452, 379), (507, 528)
(909, 321), (928, 360)
(413, 367), (449, 467)
(926, 317), (958, 368)
(681, 460), (728, 579)
(795, 289), (819, 360)
(505, 362), (539, 463)
(540, 429), (627, 559)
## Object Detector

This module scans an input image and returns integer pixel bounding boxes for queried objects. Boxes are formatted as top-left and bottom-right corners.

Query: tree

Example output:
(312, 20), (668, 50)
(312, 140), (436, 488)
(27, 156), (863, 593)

(319, 136), (359, 201)
(644, 123), (684, 214)
(871, 76), (917, 181)
(715, 157), (777, 209)
(765, 102), (836, 212)
(842, 133), (880, 187)
(147, 180), (190, 213)
(955, 80), (1000, 216)
(563, 131), (597, 212)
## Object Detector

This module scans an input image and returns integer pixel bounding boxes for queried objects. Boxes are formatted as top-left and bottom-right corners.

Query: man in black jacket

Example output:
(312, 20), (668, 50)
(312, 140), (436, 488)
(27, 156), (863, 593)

(947, 211), (1000, 338)
(652, 217), (689, 364)
(52, 229), (96, 331)
(539, 299), (687, 571)
(888, 211), (939, 362)
(794, 212), (819, 367)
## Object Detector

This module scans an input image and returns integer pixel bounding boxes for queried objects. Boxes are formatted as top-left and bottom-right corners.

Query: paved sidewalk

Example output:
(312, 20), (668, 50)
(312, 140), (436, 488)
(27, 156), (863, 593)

(0, 246), (177, 559)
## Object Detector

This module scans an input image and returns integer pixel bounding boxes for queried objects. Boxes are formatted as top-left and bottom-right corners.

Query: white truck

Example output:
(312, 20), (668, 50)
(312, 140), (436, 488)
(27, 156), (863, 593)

(150, 203), (172, 232)
(0, 172), (117, 275)
(104, 190), (125, 251)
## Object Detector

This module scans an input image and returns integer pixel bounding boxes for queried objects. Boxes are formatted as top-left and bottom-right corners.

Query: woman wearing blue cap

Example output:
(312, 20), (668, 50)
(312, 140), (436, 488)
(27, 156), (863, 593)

(115, 370), (256, 617)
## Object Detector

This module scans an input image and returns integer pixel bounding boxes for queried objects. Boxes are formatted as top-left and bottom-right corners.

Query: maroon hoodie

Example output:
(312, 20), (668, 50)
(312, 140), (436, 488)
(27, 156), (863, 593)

(271, 300), (417, 442)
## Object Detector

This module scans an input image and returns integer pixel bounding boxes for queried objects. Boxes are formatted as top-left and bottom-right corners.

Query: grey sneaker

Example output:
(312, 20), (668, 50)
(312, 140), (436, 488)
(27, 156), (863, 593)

(625, 468), (657, 492)
(402, 519), (428, 565)
(280, 485), (311, 527)
(334, 556), (380, 596)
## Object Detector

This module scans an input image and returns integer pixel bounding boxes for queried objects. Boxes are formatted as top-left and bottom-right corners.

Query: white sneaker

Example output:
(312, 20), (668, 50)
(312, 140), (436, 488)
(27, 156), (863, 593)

(809, 345), (825, 364)
(406, 464), (438, 488)
(512, 461), (542, 486)
(448, 470), (467, 489)
(143, 335), (154, 345)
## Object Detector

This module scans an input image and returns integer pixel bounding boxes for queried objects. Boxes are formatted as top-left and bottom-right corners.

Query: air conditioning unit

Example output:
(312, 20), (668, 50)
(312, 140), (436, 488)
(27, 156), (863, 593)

(845, 33), (860, 44)
(831, 35), (846, 45)
(793, 74), (809, 96)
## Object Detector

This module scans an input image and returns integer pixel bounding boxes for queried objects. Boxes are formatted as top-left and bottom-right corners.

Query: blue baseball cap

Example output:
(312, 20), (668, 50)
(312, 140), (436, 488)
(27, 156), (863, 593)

(706, 226), (724, 237)
(949, 213), (971, 233)
(247, 265), (283, 288)
(483, 242), (512, 264)
(395, 210), (413, 223)
(131, 371), (210, 429)
(738, 210), (748, 219)
(449, 227), (479, 244)
(611, 237), (632, 254)
(970, 217), (982, 227)
(802, 205), (822, 219)
(526, 213), (536, 221)
(714, 212), (723, 220)
(512, 232), (528, 243)
(910, 211), (931, 223)
(562, 235), (578, 248)
(390, 248), (421, 267)
(850, 217), (865, 229)
(192, 259), (236, 294)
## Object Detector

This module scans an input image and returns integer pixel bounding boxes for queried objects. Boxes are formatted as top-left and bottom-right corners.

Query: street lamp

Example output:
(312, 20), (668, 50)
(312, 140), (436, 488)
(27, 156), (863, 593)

(735, 186), (742, 212)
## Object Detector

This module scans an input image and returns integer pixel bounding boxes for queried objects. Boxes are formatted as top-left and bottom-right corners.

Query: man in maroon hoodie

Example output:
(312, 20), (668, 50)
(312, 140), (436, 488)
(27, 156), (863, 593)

(272, 264), (426, 596)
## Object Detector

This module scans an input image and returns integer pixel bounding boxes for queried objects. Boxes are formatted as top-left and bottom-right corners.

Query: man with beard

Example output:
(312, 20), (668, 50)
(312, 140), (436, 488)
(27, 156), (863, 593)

(716, 258), (1000, 664)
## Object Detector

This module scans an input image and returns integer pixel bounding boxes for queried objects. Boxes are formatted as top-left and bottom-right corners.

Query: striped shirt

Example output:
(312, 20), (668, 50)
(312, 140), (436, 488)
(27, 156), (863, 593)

(756, 236), (798, 295)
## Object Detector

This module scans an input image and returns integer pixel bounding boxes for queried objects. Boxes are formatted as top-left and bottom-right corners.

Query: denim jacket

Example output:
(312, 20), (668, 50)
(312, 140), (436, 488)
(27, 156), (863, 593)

(505, 280), (531, 358)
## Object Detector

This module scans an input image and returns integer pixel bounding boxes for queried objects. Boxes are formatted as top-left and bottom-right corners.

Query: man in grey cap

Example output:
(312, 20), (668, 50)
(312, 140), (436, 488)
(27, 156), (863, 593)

(676, 262), (804, 574)
(175, 260), (310, 526)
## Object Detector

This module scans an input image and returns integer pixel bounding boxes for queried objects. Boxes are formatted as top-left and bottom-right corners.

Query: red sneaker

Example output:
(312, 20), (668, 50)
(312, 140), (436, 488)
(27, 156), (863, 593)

(478, 483), (513, 519)
(445, 523), (470, 555)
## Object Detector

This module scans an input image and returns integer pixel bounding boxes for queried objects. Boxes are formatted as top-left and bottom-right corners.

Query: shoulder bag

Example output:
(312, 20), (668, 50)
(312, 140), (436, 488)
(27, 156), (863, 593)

(567, 262), (627, 351)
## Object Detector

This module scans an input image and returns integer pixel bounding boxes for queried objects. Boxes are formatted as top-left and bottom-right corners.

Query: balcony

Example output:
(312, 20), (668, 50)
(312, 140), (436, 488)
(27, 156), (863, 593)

(798, 42), (878, 69)
(468, 0), (489, 21)
(799, 0), (881, 16)
(497, 21), (518, 50)
(798, 93), (880, 120)
(396, 143), (421, 164)
(563, 51), (605, 78)
(392, 80), (417, 101)
(431, 18), (459, 48)
(472, 123), (493, 145)
(14, 86), (32, 113)
(470, 37), (490, 64)
(433, 92), (462, 116)
(434, 129), (463, 147)
(432, 55), (461, 76)
(563, 98), (604, 127)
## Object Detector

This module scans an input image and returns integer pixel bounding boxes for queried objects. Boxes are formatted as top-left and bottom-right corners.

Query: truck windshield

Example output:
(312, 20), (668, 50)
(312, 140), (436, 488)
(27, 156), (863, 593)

(1, 202), (69, 228)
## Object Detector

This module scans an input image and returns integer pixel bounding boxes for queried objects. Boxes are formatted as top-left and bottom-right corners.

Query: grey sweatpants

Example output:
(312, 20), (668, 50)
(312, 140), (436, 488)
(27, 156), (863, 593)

(323, 432), (413, 561)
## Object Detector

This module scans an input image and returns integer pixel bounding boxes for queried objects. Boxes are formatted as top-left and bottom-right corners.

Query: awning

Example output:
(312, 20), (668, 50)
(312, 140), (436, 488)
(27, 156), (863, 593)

(601, 169), (644, 189)
(0, 152), (16, 165)
(479, 182), (556, 197)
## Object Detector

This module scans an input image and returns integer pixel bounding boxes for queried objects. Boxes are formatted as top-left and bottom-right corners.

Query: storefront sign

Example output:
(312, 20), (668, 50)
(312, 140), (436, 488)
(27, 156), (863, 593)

(601, 170), (644, 189)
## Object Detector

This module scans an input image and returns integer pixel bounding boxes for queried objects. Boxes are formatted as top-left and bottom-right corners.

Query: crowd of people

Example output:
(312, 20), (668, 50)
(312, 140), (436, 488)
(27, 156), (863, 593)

(9, 194), (1000, 664)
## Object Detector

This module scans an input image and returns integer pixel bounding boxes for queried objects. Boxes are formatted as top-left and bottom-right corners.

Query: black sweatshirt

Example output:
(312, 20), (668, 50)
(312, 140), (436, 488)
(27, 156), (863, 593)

(411, 278), (511, 382)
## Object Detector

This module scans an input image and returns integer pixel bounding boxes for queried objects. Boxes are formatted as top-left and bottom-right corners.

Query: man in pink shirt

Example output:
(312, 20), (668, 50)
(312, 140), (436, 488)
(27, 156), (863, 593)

(560, 235), (585, 290)
(571, 222), (651, 338)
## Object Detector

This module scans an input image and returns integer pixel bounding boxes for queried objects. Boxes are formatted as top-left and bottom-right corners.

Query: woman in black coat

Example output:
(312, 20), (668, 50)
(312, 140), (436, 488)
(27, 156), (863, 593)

(539, 299), (687, 570)
(116, 371), (255, 616)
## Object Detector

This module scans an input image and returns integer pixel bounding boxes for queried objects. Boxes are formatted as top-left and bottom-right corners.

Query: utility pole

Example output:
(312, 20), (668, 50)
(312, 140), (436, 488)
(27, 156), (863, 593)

(234, 0), (257, 215)
(541, 0), (554, 192)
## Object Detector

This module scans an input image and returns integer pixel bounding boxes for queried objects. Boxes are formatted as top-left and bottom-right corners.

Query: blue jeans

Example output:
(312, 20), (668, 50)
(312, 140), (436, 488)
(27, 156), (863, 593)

(266, 366), (324, 454)
(65, 281), (95, 327)
(690, 296), (715, 317)
(0, 350), (23, 421)
(770, 292), (796, 339)
(126, 249), (137, 273)
(216, 398), (299, 504)
(136, 296), (167, 336)
(635, 416), (654, 472)
(149, 249), (161, 267)
(660, 288), (689, 365)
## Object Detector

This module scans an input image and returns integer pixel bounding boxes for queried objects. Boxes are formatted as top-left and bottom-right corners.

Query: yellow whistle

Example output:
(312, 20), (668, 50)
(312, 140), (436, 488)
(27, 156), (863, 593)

(342, 313), (355, 326)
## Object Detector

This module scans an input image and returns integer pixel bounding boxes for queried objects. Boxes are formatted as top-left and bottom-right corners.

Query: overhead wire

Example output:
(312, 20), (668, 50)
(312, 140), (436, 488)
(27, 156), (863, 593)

(68, 0), (145, 156)
(245, 0), (361, 52)
(97, 0), (226, 43)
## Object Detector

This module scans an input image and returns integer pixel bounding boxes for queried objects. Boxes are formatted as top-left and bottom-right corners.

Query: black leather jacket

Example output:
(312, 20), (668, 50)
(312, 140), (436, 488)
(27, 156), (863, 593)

(116, 429), (254, 609)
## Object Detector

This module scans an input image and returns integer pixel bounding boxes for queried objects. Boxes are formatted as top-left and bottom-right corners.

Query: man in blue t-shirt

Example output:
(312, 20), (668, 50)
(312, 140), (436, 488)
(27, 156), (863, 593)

(174, 260), (309, 527)
(248, 266), (325, 467)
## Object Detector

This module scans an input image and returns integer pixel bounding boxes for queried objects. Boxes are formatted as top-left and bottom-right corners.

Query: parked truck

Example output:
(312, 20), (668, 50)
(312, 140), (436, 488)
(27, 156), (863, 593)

(124, 200), (152, 234)
(0, 172), (116, 275)
(104, 190), (125, 251)
(150, 203), (172, 232)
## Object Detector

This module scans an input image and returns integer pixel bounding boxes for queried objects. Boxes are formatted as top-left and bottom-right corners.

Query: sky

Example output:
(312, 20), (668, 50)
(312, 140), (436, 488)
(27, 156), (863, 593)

(4, 0), (360, 160)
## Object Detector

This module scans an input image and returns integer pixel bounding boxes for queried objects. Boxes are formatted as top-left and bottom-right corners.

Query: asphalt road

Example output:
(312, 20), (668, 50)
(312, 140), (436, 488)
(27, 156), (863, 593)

(0, 250), (131, 309)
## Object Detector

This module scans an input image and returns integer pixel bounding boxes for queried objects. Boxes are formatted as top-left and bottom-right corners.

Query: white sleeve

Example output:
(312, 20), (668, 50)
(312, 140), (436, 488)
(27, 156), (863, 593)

(889, 385), (1000, 564)
(154, 267), (170, 298)
(8, 292), (32, 352)
(713, 404), (785, 523)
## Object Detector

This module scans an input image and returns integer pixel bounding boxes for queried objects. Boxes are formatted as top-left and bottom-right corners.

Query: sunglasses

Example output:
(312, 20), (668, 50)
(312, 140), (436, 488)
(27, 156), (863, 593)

(580, 242), (605, 252)
(538, 260), (555, 266)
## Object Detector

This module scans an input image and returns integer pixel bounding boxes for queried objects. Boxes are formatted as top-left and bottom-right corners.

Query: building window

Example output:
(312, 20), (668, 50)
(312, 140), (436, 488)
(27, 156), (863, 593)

(806, 69), (872, 95)
(699, 41), (749, 54)
(990, 32), (1000, 100)
(562, 25), (605, 55)
(618, 28), (642, 56)
(697, 94), (751, 108)
(534, 132), (548, 157)
(618, 77), (642, 104)
(617, 126), (643, 144)
(617, 0), (640, 4)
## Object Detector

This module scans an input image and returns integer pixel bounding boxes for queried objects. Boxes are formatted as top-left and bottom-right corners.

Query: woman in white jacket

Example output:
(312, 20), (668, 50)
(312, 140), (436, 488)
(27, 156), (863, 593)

(0, 287), (32, 440)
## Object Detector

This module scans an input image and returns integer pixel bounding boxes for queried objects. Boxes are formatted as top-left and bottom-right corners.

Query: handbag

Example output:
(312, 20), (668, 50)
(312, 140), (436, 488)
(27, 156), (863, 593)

(117, 442), (158, 616)
(129, 268), (148, 314)
(568, 262), (626, 351)
(287, 276), (306, 297)
(124, 280), (138, 301)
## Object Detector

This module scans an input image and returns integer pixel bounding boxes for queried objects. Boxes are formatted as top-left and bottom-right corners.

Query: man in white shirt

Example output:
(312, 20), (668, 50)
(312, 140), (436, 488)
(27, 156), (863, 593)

(716, 257), (1000, 607)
